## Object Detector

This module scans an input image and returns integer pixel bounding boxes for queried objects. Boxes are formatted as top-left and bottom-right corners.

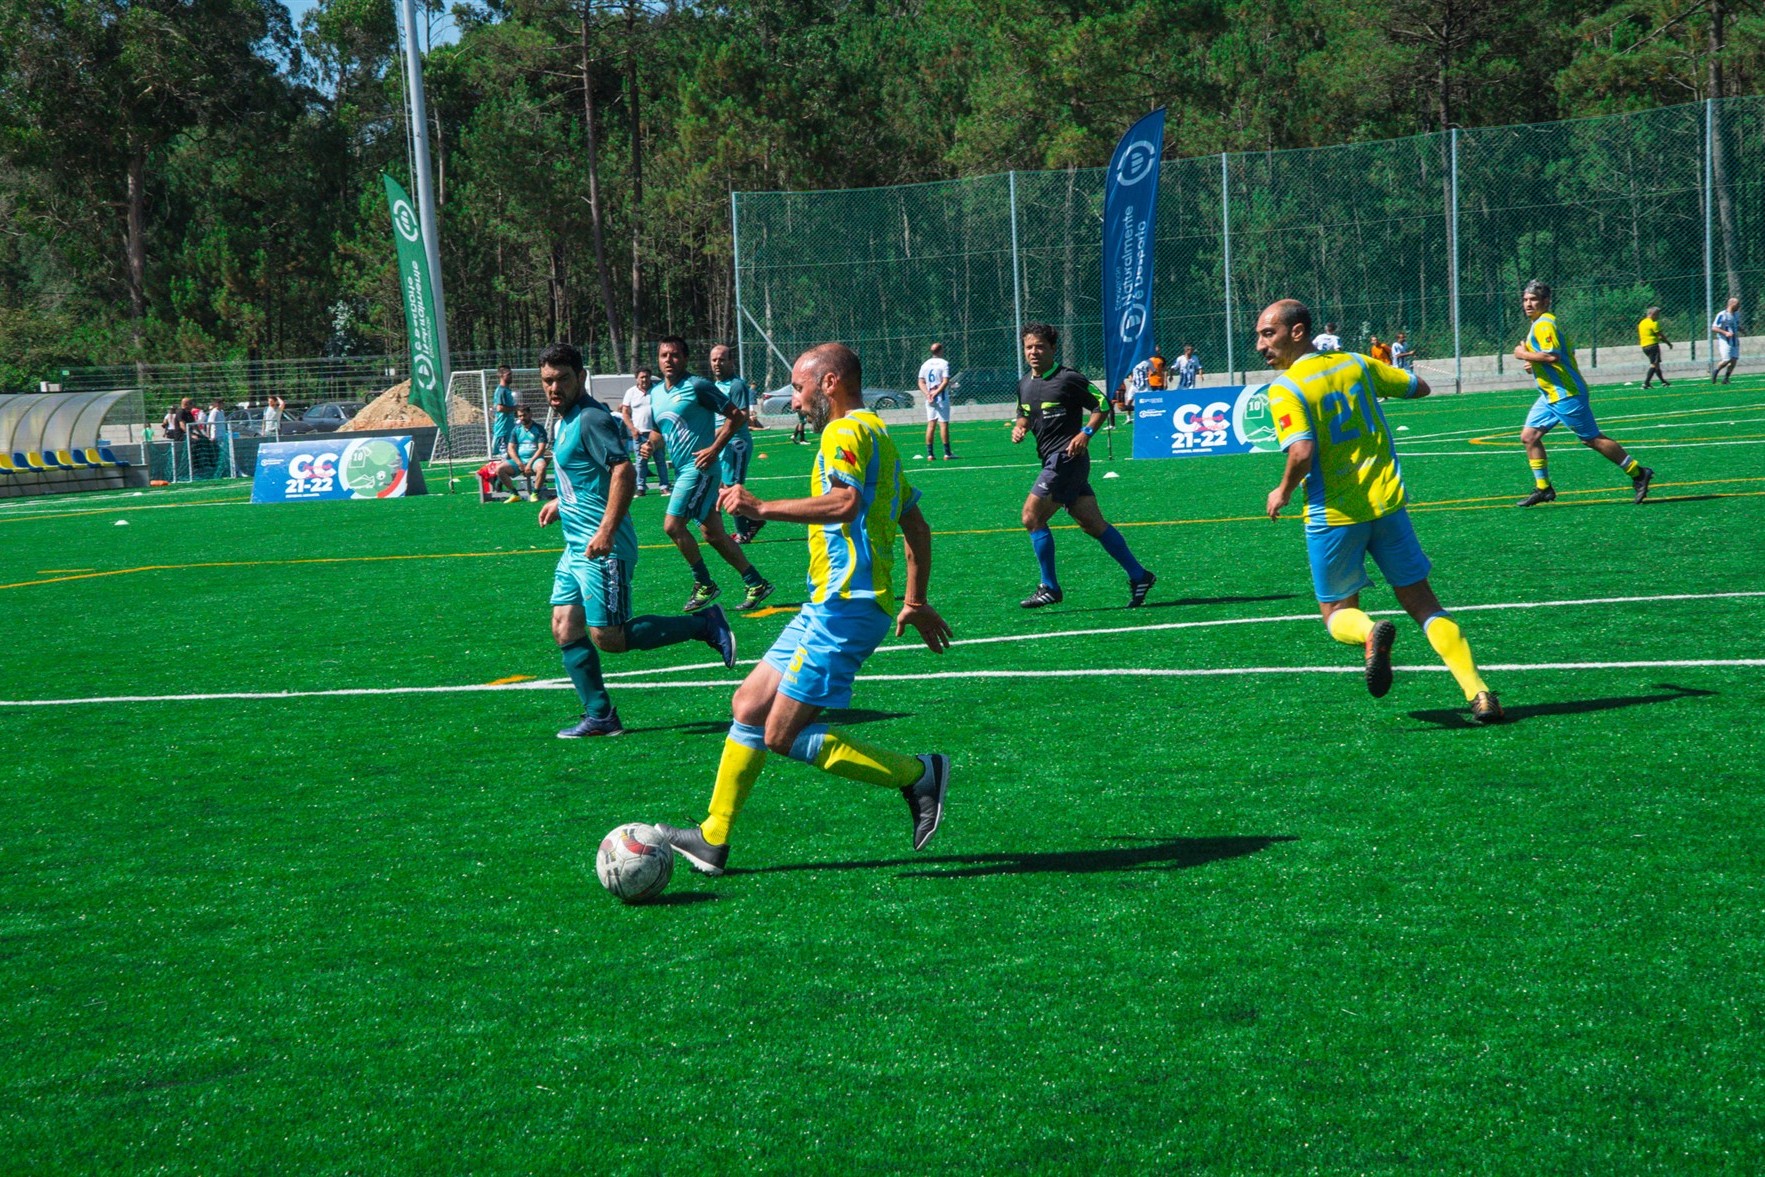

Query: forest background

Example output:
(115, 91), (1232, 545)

(1, 0), (1761, 389)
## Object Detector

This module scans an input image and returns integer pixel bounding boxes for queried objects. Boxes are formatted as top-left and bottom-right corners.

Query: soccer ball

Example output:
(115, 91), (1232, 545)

(595, 823), (674, 904)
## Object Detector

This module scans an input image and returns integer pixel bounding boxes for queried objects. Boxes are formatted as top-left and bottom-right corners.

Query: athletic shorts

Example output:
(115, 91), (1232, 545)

(925, 394), (951, 423)
(1642, 344), (1662, 365)
(666, 463), (720, 524)
(762, 598), (893, 709)
(1030, 449), (1094, 505)
(1525, 392), (1602, 442)
(1718, 338), (1740, 363)
(550, 550), (632, 628)
(719, 434), (752, 486)
(1305, 509), (1432, 603)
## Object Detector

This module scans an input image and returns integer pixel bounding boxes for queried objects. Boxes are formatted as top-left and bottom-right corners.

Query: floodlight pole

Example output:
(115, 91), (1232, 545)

(1704, 99), (1716, 374)
(398, 0), (451, 389)
(1449, 127), (1462, 394)
(731, 190), (747, 378)
(1008, 171), (1024, 377)
(1220, 152), (1234, 383)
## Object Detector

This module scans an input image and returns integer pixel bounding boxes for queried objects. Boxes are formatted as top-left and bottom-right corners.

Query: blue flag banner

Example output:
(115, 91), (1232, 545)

(1130, 386), (1282, 460)
(1102, 108), (1166, 404)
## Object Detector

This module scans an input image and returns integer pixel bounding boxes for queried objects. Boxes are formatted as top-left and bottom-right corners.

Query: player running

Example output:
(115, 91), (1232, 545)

(1012, 322), (1156, 609)
(642, 335), (775, 613)
(657, 343), (954, 874)
(532, 343), (737, 739)
(1512, 280), (1654, 508)
(709, 343), (766, 544)
(1257, 300), (1503, 724)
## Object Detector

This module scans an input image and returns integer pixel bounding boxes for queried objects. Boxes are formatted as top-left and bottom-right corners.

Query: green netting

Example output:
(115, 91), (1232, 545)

(735, 97), (1757, 397)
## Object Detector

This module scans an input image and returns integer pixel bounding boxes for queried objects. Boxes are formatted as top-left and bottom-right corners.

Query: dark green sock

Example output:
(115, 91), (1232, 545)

(559, 638), (612, 717)
(625, 613), (710, 650)
(741, 565), (765, 587)
(689, 559), (713, 586)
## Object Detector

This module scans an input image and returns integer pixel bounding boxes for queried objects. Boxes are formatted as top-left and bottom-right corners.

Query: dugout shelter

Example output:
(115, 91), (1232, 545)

(0, 390), (142, 497)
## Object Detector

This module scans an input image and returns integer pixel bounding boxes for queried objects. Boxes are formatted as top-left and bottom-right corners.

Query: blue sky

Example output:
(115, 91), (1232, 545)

(281, 1), (461, 48)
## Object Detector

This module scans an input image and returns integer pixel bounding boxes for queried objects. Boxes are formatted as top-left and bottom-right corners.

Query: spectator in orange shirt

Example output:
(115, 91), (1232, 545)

(1147, 346), (1167, 390)
(1369, 336), (1393, 364)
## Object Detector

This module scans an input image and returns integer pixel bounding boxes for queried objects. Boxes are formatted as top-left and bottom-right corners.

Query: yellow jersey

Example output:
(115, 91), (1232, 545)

(806, 410), (918, 613)
(1526, 312), (1588, 402)
(1637, 316), (1662, 347)
(1269, 352), (1421, 527)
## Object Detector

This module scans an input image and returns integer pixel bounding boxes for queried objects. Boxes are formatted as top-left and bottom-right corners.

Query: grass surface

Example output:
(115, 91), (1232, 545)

(4, 377), (1764, 1172)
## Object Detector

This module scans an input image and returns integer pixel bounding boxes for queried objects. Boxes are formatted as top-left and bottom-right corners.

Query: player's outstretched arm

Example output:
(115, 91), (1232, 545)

(720, 482), (861, 525)
(895, 504), (951, 653)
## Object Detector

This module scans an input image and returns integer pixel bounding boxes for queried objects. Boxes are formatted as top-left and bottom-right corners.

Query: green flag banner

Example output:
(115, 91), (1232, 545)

(382, 174), (449, 437)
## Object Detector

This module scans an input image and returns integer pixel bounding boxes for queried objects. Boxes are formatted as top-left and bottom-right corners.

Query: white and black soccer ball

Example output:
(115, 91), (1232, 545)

(596, 823), (674, 904)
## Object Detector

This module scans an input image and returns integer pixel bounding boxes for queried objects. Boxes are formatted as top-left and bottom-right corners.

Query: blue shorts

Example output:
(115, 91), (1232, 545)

(550, 551), (633, 628)
(719, 434), (752, 486)
(666, 464), (720, 524)
(762, 599), (893, 709)
(1306, 509), (1432, 603)
(1525, 393), (1602, 442)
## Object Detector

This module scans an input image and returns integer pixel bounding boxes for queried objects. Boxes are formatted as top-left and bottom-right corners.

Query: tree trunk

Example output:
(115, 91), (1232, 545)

(626, 1), (644, 371)
(126, 143), (148, 372)
(580, 4), (624, 359)
(1708, 0), (1742, 298)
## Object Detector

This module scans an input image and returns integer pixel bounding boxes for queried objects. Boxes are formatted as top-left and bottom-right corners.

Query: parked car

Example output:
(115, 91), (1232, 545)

(224, 407), (264, 438)
(281, 401), (361, 434)
(760, 386), (915, 416)
(945, 367), (1021, 405)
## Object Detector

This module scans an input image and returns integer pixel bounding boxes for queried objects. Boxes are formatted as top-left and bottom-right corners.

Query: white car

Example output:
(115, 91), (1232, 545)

(759, 386), (916, 416)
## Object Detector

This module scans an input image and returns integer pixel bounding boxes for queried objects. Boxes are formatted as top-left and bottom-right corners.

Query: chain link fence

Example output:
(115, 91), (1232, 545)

(734, 97), (1762, 402)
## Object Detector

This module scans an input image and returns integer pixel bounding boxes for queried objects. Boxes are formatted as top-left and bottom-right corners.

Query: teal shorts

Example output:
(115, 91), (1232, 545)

(550, 551), (632, 628)
(719, 434), (752, 486)
(762, 599), (893, 709)
(1525, 393), (1602, 442)
(667, 464), (720, 524)
(1305, 509), (1431, 603)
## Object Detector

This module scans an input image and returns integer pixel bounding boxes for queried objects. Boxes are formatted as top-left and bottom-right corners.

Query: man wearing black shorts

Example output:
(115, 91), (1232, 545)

(1012, 322), (1156, 609)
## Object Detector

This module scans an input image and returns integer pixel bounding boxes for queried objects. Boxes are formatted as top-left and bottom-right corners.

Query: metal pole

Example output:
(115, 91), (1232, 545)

(398, 0), (451, 391)
(1705, 98), (1716, 374)
(1220, 152), (1234, 382)
(730, 190), (747, 379)
(1008, 171), (1024, 376)
(1450, 128), (1462, 394)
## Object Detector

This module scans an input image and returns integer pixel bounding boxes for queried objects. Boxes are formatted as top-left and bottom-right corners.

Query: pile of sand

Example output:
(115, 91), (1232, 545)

(340, 380), (486, 431)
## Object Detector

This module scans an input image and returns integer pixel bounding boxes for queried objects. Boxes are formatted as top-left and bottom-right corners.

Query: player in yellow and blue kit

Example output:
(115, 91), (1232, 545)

(709, 342), (765, 545)
(533, 343), (738, 739)
(642, 335), (774, 613)
(656, 342), (955, 875)
(1258, 300), (1502, 724)
(1514, 280), (1654, 507)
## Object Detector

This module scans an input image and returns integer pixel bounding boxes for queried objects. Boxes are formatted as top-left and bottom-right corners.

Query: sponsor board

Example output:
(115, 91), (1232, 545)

(251, 435), (427, 503)
(1131, 387), (1281, 460)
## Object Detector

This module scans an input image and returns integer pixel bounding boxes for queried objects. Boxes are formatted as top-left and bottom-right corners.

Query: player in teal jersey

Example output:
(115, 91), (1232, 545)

(709, 342), (766, 545)
(491, 364), (519, 454)
(1513, 280), (1654, 508)
(534, 343), (738, 739)
(641, 335), (775, 613)
(500, 405), (550, 502)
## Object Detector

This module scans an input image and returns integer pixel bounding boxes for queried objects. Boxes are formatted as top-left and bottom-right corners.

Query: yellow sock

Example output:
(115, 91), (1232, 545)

(1620, 454), (1642, 478)
(1528, 457), (1550, 489)
(702, 723), (768, 845)
(1424, 614), (1489, 701)
(797, 726), (923, 788)
(1326, 608), (1375, 647)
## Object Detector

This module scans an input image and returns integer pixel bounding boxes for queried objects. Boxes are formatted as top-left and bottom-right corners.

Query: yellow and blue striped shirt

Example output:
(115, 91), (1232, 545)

(806, 410), (918, 613)
(1527, 312), (1588, 402)
(1269, 352), (1420, 527)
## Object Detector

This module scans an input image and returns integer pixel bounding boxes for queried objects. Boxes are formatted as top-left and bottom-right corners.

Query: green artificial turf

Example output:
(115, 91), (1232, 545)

(3, 378), (1764, 1172)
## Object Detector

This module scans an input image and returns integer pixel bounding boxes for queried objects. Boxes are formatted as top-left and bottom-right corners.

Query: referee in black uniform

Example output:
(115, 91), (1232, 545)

(1012, 322), (1156, 609)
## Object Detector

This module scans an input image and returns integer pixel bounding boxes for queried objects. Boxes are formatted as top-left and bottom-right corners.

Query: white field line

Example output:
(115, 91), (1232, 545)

(5, 659), (1763, 707)
(1397, 437), (1765, 457)
(1397, 398), (1765, 442)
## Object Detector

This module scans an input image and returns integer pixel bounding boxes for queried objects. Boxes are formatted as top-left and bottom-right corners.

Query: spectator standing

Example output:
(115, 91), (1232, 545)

(919, 342), (953, 461)
(1369, 336), (1392, 364)
(1147, 346), (1167, 390)
(621, 367), (669, 495)
(1391, 332), (1415, 371)
(1638, 307), (1672, 388)
(1312, 321), (1343, 352)
(263, 394), (285, 438)
(1712, 297), (1741, 384)
(1174, 345), (1203, 389)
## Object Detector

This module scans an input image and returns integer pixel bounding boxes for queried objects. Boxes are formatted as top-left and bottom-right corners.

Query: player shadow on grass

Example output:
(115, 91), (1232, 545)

(647, 891), (720, 906)
(1406, 683), (1716, 729)
(1058, 592), (1302, 616)
(632, 708), (912, 737)
(732, 835), (1295, 879)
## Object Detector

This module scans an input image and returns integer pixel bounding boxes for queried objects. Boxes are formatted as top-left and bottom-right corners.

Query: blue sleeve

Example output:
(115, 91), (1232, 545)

(695, 378), (732, 413)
